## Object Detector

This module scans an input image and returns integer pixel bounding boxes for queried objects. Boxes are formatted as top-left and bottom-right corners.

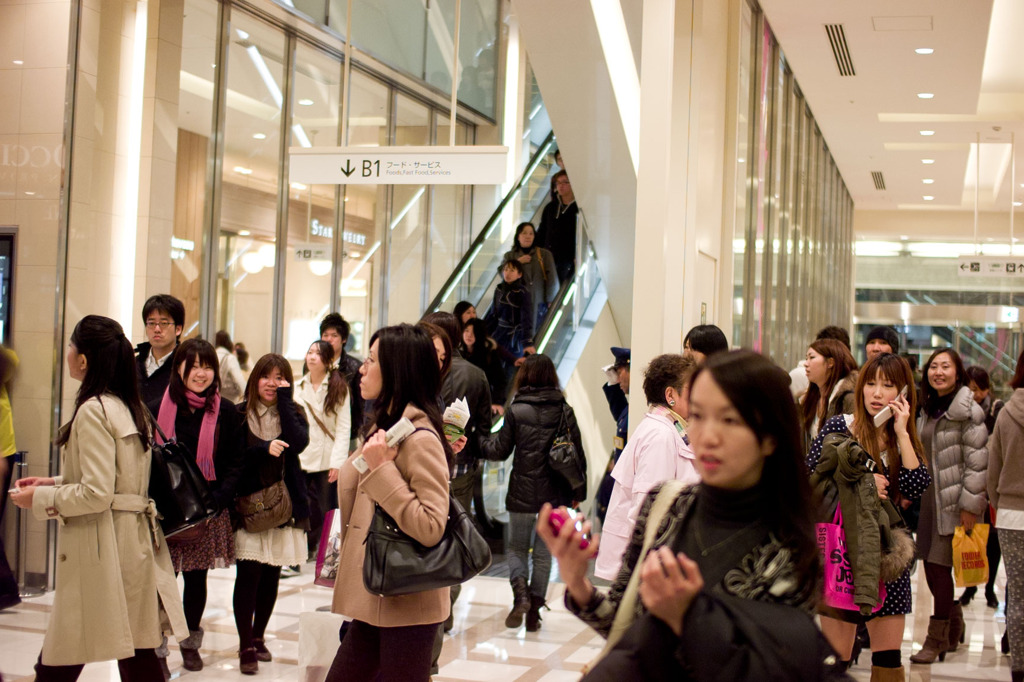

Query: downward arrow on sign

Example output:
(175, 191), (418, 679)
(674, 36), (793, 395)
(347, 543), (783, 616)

(341, 160), (355, 177)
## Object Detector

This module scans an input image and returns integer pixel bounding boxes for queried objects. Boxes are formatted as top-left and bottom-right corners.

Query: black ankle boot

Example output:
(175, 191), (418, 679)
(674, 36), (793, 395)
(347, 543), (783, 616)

(958, 586), (977, 605)
(526, 595), (546, 632)
(505, 577), (530, 628)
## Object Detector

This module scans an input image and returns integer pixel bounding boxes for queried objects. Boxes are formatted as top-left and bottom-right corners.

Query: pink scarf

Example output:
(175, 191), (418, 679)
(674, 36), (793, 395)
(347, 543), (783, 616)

(157, 387), (221, 481)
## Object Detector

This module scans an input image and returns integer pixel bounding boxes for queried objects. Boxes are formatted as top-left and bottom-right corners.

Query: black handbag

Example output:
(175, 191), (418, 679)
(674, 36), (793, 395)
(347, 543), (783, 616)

(148, 418), (219, 538)
(550, 404), (587, 500)
(363, 493), (492, 597)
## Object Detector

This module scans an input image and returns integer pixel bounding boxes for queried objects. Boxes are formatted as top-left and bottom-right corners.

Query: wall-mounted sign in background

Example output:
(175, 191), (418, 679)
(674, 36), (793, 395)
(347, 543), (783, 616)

(293, 242), (330, 262)
(957, 255), (1024, 278)
(289, 146), (509, 185)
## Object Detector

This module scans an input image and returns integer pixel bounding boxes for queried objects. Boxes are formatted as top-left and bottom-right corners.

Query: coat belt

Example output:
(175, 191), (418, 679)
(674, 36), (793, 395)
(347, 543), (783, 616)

(111, 493), (162, 549)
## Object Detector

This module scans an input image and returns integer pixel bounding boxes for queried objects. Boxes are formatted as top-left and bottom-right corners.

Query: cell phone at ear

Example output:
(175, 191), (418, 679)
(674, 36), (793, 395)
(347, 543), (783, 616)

(873, 385), (909, 427)
(549, 508), (591, 550)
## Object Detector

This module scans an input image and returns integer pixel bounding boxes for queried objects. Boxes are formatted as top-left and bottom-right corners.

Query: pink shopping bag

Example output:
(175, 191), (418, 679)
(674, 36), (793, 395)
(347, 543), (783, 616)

(314, 509), (342, 588)
(817, 506), (885, 612)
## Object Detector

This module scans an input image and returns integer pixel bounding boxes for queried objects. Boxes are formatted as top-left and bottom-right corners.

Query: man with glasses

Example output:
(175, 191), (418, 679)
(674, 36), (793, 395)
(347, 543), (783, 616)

(135, 294), (185, 404)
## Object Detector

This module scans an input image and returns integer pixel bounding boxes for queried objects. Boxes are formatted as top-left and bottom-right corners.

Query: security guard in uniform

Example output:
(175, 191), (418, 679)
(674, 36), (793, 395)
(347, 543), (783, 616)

(595, 347), (630, 523)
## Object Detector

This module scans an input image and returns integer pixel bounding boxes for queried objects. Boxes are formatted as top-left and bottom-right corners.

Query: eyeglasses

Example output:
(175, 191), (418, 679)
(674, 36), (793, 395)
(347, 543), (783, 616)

(145, 321), (174, 330)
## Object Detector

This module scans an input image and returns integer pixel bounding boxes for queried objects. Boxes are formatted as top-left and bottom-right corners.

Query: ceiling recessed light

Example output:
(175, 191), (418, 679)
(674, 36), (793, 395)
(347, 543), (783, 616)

(12, 60), (23, 65)
(298, 98), (314, 106)
(291, 182), (307, 191)
(24, 191), (35, 196)
(915, 48), (934, 55)
(253, 133), (266, 140)
(233, 166), (253, 175)
(239, 230), (251, 236)
(922, 179), (935, 184)
(917, 93), (934, 99)
(900, 235), (909, 240)
(920, 130), (935, 136)
(1016, 202), (1023, 207)
(922, 159), (935, 164)
(923, 195), (935, 201)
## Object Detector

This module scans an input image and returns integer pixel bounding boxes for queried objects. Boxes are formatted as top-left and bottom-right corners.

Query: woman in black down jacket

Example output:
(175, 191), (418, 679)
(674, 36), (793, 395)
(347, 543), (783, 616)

(482, 354), (585, 633)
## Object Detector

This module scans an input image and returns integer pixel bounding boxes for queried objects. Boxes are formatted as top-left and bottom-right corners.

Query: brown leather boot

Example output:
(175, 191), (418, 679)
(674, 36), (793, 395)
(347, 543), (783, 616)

(947, 603), (965, 652)
(505, 577), (530, 628)
(909, 617), (950, 664)
(870, 665), (905, 682)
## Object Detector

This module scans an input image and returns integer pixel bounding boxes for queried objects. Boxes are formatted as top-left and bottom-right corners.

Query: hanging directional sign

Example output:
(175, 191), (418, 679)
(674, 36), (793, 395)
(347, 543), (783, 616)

(957, 255), (1024, 278)
(289, 145), (509, 185)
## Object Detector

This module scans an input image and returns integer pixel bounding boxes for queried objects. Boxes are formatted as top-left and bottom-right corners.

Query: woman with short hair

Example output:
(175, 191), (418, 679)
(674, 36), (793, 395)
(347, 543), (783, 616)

(596, 354), (700, 580)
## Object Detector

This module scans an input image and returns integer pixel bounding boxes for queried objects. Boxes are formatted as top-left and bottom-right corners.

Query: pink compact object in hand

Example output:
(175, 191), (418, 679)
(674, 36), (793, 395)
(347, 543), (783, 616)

(548, 508), (591, 550)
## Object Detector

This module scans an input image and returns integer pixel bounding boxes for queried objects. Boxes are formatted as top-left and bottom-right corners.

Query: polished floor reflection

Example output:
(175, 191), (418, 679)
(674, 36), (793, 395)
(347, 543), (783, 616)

(0, 560), (1016, 681)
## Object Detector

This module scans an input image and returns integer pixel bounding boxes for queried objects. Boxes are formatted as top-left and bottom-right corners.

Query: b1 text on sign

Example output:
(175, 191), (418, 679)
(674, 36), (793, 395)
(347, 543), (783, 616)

(289, 145), (508, 185)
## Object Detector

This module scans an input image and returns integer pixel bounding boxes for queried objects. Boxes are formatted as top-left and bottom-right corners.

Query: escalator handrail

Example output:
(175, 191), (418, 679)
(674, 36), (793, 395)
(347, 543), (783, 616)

(428, 130), (557, 313)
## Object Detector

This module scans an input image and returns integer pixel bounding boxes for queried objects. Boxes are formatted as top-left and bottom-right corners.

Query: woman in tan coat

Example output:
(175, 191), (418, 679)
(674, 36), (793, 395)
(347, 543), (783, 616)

(326, 324), (452, 682)
(12, 315), (187, 680)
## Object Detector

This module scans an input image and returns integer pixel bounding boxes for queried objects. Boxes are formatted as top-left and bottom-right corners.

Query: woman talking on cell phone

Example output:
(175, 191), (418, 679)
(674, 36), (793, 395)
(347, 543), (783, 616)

(807, 353), (929, 679)
(11, 315), (187, 681)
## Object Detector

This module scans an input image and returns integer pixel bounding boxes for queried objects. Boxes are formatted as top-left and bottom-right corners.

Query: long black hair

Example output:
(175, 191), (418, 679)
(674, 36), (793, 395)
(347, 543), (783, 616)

(168, 337), (220, 410)
(306, 340), (348, 416)
(689, 350), (820, 588)
(58, 315), (150, 446)
(364, 324), (454, 466)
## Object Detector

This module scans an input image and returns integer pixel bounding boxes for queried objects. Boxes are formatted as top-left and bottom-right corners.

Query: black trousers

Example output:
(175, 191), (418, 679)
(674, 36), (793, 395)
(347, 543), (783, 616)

(33, 649), (161, 681)
(325, 620), (440, 682)
(305, 470), (335, 552)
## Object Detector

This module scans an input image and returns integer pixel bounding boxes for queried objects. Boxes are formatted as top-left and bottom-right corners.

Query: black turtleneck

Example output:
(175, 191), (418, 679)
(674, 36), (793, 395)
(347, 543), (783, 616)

(672, 484), (770, 589)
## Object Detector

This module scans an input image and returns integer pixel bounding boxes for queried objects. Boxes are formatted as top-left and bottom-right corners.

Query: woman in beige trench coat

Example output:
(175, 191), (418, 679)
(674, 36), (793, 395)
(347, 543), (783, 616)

(12, 315), (186, 680)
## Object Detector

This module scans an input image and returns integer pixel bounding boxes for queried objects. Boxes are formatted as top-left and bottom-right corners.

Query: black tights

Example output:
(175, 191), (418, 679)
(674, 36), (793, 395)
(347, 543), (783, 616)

(924, 560), (955, 619)
(233, 560), (281, 649)
(179, 569), (208, 631)
(33, 649), (160, 681)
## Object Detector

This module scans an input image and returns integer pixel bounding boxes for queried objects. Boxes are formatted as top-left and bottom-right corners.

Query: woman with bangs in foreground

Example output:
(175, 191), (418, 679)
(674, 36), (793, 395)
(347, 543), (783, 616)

(537, 350), (850, 681)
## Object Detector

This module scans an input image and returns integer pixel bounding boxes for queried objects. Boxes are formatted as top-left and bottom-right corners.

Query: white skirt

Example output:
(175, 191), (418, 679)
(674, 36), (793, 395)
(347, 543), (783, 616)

(234, 526), (307, 566)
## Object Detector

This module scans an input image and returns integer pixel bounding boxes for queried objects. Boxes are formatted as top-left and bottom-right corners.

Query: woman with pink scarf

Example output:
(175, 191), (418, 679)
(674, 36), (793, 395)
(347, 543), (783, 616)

(149, 338), (243, 672)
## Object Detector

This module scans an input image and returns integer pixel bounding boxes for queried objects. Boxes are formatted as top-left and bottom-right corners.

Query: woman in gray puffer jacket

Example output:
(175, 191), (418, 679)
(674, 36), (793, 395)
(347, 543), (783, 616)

(911, 348), (988, 665)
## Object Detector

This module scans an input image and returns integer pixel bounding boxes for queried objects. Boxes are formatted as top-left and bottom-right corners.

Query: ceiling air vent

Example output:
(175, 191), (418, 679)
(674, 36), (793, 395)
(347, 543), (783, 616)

(825, 24), (856, 76)
(871, 171), (886, 190)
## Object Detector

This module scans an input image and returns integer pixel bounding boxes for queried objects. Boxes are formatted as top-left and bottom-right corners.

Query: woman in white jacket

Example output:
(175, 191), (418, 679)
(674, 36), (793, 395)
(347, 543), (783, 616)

(294, 340), (351, 557)
(595, 354), (700, 580)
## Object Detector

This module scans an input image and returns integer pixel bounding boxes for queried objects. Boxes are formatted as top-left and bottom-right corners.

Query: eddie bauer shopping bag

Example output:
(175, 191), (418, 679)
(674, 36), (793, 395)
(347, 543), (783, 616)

(816, 506), (885, 613)
(953, 523), (990, 588)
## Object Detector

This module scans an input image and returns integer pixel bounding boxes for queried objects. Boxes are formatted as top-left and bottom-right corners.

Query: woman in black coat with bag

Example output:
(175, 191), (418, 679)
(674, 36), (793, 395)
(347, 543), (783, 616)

(148, 338), (243, 672)
(232, 353), (310, 674)
(482, 354), (585, 632)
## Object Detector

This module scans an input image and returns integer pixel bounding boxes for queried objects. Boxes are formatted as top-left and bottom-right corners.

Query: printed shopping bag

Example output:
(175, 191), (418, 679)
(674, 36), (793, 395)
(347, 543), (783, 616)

(314, 509), (342, 588)
(816, 506), (885, 612)
(953, 523), (990, 588)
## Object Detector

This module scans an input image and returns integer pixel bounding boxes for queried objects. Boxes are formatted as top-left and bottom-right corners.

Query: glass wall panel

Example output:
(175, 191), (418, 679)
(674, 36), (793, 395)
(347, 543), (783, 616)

(283, 43), (341, 367)
(424, 0), (498, 118)
(431, 118), (470, 304)
(340, 70), (391, 356)
(731, 0), (754, 346)
(385, 94), (431, 324)
(173, 0), (219, 337)
(214, 12), (286, 361)
(334, 0), (427, 79)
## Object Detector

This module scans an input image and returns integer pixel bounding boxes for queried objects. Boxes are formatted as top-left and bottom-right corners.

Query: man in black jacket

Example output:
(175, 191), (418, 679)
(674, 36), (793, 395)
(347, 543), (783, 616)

(319, 313), (364, 452)
(135, 294), (184, 405)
